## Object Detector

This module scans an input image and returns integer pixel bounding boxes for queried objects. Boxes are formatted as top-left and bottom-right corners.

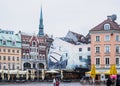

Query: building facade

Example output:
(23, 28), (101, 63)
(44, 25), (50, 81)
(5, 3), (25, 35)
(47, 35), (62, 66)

(21, 33), (47, 70)
(0, 29), (21, 70)
(90, 15), (120, 72)
(48, 31), (91, 71)
(20, 7), (52, 71)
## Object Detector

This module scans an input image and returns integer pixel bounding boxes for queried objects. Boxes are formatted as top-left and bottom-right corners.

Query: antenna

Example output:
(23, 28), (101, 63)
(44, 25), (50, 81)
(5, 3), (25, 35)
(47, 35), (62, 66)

(111, 14), (117, 21)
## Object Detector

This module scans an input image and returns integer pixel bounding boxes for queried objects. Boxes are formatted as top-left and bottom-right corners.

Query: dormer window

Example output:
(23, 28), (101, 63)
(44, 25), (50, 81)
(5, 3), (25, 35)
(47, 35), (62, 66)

(12, 41), (16, 46)
(3, 40), (6, 45)
(104, 23), (110, 30)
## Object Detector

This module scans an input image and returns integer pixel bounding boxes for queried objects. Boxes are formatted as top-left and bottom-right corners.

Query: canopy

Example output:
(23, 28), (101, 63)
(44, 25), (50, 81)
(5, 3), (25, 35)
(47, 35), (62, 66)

(86, 70), (101, 74)
(90, 64), (96, 78)
(103, 70), (118, 75)
(0, 70), (27, 74)
(45, 70), (59, 73)
(108, 64), (117, 75)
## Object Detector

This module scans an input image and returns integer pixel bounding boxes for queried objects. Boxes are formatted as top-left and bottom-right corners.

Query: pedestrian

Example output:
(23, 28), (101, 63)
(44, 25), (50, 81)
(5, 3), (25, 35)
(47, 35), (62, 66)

(53, 78), (56, 86)
(56, 78), (60, 86)
(116, 75), (120, 86)
(106, 77), (112, 86)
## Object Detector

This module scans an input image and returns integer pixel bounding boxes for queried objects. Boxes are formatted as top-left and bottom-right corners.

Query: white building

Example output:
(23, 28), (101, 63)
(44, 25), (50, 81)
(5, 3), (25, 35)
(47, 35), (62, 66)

(48, 31), (91, 70)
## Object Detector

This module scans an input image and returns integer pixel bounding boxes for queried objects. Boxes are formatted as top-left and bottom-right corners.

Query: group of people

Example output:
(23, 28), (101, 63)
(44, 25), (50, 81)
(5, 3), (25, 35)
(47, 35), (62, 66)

(53, 78), (60, 86)
(106, 75), (120, 86)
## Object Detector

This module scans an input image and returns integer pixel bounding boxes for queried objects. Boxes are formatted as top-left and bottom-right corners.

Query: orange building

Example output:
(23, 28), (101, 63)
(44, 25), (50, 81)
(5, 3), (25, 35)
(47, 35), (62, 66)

(90, 15), (120, 73)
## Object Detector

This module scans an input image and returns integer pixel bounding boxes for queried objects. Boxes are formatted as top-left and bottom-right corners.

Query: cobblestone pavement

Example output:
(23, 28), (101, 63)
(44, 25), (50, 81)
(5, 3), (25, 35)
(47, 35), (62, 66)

(0, 82), (106, 86)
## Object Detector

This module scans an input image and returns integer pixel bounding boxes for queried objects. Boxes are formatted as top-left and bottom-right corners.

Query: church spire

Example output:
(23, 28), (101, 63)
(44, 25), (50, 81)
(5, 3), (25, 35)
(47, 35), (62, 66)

(38, 6), (44, 36)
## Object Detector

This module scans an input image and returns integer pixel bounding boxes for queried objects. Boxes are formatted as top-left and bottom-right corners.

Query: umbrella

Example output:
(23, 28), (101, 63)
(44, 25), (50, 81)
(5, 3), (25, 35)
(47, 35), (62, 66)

(61, 70), (63, 80)
(8, 69), (10, 80)
(16, 70), (19, 78)
(31, 70), (35, 80)
(112, 64), (117, 75)
(26, 70), (29, 80)
(1, 70), (4, 80)
(42, 69), (45, 80)
(110, 64), (117, 75)
(90, 64), (96, 78)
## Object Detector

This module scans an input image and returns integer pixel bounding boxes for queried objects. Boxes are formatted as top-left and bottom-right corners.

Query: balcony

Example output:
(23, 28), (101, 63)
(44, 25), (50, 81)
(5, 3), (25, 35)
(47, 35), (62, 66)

(104, 52), (110, 56)
(116, 64), (120, 68)
(22, 44), (29, 47)
(104, 64), (110, 68)
(116, 52), (120, 55)
(39, 46), (46, 50)
(95, 64), (101, 68)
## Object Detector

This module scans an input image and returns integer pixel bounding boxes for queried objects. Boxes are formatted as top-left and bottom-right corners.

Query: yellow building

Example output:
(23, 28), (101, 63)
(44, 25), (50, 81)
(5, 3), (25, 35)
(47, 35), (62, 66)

(0, 29), (21, 70)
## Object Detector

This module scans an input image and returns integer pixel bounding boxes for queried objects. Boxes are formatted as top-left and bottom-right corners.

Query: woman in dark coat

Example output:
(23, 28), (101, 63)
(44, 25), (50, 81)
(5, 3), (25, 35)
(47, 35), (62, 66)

(106, 77), (112, 86)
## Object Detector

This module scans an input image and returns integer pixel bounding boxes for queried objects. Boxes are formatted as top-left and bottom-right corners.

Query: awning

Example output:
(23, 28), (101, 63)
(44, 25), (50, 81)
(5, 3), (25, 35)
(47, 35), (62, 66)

(103, 70), (118, 75)
(45, 70), (59, 73)
(85, 70), (101, 74)
(0, 70), (27, 74)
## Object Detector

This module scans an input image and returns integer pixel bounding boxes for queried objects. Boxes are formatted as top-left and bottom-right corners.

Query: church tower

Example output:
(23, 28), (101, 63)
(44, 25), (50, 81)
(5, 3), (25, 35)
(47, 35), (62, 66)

(38, 7), (44, 36)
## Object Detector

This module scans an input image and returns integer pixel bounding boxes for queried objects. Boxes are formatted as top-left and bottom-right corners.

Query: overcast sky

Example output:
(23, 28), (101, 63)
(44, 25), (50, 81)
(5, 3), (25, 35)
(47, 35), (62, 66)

(0, 0), (120, 37)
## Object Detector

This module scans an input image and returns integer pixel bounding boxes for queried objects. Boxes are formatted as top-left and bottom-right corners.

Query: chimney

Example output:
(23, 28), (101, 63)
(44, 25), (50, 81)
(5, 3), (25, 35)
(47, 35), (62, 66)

(107, 16), (112, 20)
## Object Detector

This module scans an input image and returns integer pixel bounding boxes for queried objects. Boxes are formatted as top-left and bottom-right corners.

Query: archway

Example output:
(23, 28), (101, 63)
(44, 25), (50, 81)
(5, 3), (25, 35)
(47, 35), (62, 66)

(38, 63), (44, 69)
(23, 62), (31, 70)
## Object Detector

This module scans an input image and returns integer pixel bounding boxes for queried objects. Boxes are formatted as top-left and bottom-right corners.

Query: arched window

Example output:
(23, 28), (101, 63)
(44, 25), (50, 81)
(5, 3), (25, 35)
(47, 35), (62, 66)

(32, 41), (36, 47)
(104, 23), (110, 30)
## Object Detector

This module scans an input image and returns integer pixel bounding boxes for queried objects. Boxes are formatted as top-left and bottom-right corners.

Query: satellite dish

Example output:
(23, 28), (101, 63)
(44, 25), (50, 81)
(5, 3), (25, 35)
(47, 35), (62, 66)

(111, 14), (117, 21)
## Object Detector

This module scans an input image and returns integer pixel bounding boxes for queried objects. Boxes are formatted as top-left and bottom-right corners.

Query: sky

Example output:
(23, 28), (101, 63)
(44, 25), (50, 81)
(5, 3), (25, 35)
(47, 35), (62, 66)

(0, 0), (120, 37)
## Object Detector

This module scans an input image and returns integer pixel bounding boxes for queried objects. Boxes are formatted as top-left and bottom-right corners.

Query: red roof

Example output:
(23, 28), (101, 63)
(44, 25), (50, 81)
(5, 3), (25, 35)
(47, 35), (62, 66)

(90, 18), (120, 31)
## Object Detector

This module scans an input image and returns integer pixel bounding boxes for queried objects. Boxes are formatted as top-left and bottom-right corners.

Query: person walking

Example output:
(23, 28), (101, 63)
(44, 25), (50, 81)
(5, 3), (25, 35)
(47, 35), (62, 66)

(116, 75), (120, 86)
(106, 77), (112, 86)
(56, 78), (60, 86)
(53, 78), (56, 86)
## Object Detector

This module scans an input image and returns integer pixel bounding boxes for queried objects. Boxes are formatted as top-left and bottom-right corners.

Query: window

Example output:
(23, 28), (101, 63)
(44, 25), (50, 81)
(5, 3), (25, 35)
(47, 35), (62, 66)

(17, 57), (19, 61)
(12, 50), (15, 53)
(0, 63), (1, 69)
(105, 35), (110, 41)
(3, 65), (6, 70)
(87, 47), (90, 51)
(17, 50), (19, 53)
(105, 58), (109, 65)
(3, 56), (6, 60)
(116, 46), (120, 53)
(96, 58), (100, 65)
(12, 41), (16, 46)
(13, 56), (15, 61)
(12, 64), (15, 70)
(116, 35), (119, 41)
(79, 48), (82, 52)
(8, 56), (10, 61)
(17, 66), (19, 69)
(8, 49), (10, 52)
(96, 47), (100, 53)
(104, 23), (110, 30)
(79, 56), (82, 60)
(3, 40), (6, 45)
(3, 49), (6, 52)
(96, 36), (100, 42)
(105, 45), (110, 53)
(32, 42), (36, 47)
(8, 63), (10, 69)
(116, 58), (119, 65)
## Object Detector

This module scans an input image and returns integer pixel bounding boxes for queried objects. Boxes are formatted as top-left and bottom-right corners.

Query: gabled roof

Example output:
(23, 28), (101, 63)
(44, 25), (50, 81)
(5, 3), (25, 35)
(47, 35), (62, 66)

(90, 18), (120, 31)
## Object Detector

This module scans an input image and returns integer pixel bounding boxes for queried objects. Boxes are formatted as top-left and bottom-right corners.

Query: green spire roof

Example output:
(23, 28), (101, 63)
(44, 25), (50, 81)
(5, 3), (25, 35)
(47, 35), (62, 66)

(38, 6), (44, 36)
